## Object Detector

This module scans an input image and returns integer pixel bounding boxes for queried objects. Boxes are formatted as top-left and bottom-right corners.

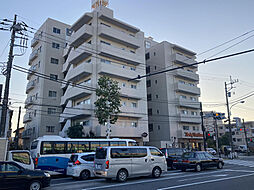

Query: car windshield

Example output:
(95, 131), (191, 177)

(182, 152), (195, 158)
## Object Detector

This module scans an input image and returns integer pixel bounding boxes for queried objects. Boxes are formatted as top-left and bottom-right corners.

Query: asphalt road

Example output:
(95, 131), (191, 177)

(45, 157), (254, 190)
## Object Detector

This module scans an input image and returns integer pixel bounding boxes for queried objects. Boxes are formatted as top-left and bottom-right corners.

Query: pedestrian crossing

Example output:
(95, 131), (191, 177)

(225, 160), (254, 168)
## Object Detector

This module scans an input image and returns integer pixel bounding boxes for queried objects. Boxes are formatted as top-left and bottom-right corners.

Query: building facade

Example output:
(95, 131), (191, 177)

(59, 6), (148, 144)
(145, 39), (203, 149)
(22, 18), (71, 148)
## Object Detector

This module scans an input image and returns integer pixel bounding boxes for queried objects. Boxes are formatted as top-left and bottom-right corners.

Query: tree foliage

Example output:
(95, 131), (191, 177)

(67, 125), (84, 138)
(94, 76), (121, 125)
(219, 132), (230, 147)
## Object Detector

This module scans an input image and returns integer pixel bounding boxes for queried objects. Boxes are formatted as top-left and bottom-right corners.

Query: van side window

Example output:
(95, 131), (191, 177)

(131, 148), (147, 158)
(81, 155), (95, 162)
(149, 148), (163, 157)
(12, 152), (31, 165)
(111, 148), (131, 158)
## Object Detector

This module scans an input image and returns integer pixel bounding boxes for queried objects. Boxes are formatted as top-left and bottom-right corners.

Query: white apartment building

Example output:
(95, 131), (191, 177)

(145, 39), (203, 149)
(23, 18), (71, 148)
(59, 6), (148, 144)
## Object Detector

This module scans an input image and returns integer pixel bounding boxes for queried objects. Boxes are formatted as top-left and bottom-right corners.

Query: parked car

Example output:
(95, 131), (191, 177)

(206, 148), (217, 155)
(94, 146), (167, 182)
(159, 148), (187, 169)
(0, 161), (51, 190)
(238, 145), (247, 153)
(178, 151), (224, 172)
(67, 152), (95, 180)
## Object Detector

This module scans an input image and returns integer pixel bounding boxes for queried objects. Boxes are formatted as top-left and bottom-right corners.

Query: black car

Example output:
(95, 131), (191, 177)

(178, 151), (224, 172)
(160, 148), (187, 169)
(0, 161), (51, 190)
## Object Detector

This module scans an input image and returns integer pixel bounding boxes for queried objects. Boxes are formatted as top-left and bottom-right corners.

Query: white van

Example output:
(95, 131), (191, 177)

(6, 150), (34, 170)
(94, 146), (167, 182)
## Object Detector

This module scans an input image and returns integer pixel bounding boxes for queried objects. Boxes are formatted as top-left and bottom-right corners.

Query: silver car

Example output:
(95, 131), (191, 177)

(67, 152), (95, 180)
(94, 146), (167, 182)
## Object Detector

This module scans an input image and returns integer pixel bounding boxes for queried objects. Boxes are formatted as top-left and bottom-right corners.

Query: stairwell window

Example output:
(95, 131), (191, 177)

(50, 58), (59, 64)
(53, 27), (61, 34)
(131, 84), (137, 89)
(48, 108), (56, 115)
(132, 102), (137, 108)
(147, 94), (152, 101)
(49, 91), (57, 97)
(52, 42), (60, 49)
(181, 110), (188, 115)
(149, 124), (153, 132)
(145, 53), (150, 60)
(131, 122), (137, 128)
(146, 80), (151, 87)
(46, 126), (55, 133)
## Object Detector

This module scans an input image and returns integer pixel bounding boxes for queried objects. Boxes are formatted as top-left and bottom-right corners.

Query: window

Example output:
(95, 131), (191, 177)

(158, 125), (160, 130)
(46, 126), (55, 132)
(49, 91), (57, 97)
(50, 58), (59, 64)
(146, 80), (151, 87)
(146, 66), (150, 74)
(191, 111), (198, 116)
(41, 141), (53, 154)
(122, 83), (126, 87)
(131, 122), (137, 127)
(67, 142), (79, 153)
(183, 126), (189, 130)
(90, 142), (100, 151)
(53, 27), (61, 34)
(111, 148), (131, 158)
(66, 28), (72, 36)
(52, 42), (60, 49)
(180, 95), (187, 99)
(1, 163), (20, 172)
(154, 52), (156, 56)
(130, 148), (147, 158)
(154, 66), (157, 70)
(130, 67), (136, 71)
(193, 126), (196, 131)
(156, 94), (159, 99)
(34, 110), (36, 117)
(81, 155), (95, 162)
(148, 108), (152, 116)
(147, 94), (152, 101)
(157, 109), (160, 114)
(149, 124), (153, 132)
(82, 120), (90, 126)
(54, 142), (65, 154)
(181, 110), (188, 115)
(179, 80), (185, 84)
(12, 152), (31, 165)
(84, 99), (91, 105)
(189, 83), (195, 86)
(79, 142), (89, 153)
(145, 53), (150, 60)
(145, 41), (151, 49)
(155, 80), (158, 84)
(122, 101), (126, 106)
(48, 108), (56, 115)
(84, 78), (91, 84)
(50, 74), (58, 81)
(132, 102), (137, 108)
(149, 148), (163, 156)
(131, 84), (137, 89)
(101, 40), (111, 46)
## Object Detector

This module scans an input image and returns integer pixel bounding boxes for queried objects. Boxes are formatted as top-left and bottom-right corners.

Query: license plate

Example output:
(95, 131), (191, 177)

(96, 164), (102, 169)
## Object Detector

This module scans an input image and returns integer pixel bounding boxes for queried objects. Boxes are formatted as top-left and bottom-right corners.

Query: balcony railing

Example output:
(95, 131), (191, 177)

(29, 50), (38, 65)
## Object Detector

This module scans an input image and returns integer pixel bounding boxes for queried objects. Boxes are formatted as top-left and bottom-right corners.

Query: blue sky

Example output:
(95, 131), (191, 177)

(0, 0), (254, 132)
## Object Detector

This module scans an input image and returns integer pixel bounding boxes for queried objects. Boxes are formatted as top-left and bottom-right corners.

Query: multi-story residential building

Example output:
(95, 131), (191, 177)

(145, 38), (203, 150)
(59, 6), (148, 144)
(22, 18), (71, 148)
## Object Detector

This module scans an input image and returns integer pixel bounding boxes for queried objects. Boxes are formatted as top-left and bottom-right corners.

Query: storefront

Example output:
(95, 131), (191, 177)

(178, 132), (204, 151)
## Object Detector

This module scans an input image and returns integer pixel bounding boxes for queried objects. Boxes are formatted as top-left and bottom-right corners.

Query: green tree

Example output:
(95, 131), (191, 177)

(94, 76), (121, 125)
(219, 132), (230, 147)
(67, 125), (84, 138)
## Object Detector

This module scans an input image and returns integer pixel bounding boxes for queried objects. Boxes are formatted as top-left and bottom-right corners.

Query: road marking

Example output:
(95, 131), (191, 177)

(213, 174), (228, 177)
(157, 173), (254, 190)
(49, 179), (105, 187)
(225, 169), (254, 173)
(82, 170), (225, 190)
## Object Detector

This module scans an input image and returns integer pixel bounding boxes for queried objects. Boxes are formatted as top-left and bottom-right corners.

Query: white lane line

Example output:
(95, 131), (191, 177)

(225, 169), (254, 173)
(157, 173), (254, 190)
(50, 179), (105, 187)
(82, 170), (225, 190)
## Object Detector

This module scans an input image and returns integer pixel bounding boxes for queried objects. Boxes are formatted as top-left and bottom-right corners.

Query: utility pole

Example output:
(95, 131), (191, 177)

(200, 102), (206, 151)
(225, 76), (238, 157)
(242, 119), (250, 156)
(214, 117), (220, 157)
(0, 15), (17, 137)
(14, 106), (21, 149)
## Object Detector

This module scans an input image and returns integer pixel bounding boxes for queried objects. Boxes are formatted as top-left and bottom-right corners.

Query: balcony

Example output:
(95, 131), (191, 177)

(173, 69), (199, 81)
(70, 24), (93, 48)
(60, 82), (93, 105)
(175, 82), (200, 95)
(65, 61), (92, 82)
(60, 104), (93, 122)
(177, 98), (200, 109)
(71, 13), (93, 32)
(171, 53), (197, 67)
(120, 106), (144, 118)
(26, 81), (35, 94)
(98, 42), (143, 65)
(25, 97), (34, 108)
(31, 37), (39, 47)
(27, 65), (37, 80)
(177, 130), (203, 139)
(63, 45), (71, 59)
(97, 61), (140, 81)
(23, 113), (32, 123)
(29, 50), (38, 65)
(120, 87), (144, 100)
(68, 43), (93, 65)
(98, 25), (141, 49)
(178, 113), (201, 124)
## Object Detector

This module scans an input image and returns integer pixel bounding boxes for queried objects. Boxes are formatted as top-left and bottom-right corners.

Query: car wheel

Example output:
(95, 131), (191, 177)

(195, 164), (202, 172)
(29, 181), (41, 190)
(117, 169), (128, 182)
(217, 162), (223, 169)
(80, 170), (90, 180)
(152, 167), (161, 178)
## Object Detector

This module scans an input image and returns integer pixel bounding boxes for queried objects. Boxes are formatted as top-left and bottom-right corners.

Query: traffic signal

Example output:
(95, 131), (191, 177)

(208, 133), (211, 136)
(213, 112), (226, 120)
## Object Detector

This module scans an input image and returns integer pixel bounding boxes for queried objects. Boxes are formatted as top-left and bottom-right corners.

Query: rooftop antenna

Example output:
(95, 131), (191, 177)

(92, 0), (109, 9)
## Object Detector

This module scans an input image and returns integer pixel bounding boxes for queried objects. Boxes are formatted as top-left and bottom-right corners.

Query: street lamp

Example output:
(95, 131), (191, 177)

(230, 101), (245, 115)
